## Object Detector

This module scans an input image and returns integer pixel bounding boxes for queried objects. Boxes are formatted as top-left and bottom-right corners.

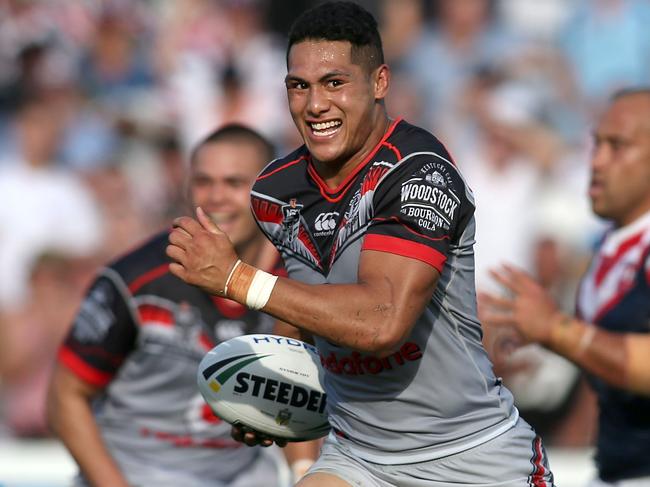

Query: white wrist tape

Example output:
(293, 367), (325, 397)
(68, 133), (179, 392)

(245, 269), (278, 310)
(223, 259), (242, 296)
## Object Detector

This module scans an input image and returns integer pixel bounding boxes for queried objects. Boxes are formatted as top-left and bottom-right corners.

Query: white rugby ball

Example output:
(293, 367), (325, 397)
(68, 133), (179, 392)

(197, 334), (330, 441)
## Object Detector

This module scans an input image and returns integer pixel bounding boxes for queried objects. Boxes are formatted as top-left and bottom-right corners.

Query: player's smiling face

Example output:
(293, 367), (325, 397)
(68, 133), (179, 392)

(285, 40), (389, 180)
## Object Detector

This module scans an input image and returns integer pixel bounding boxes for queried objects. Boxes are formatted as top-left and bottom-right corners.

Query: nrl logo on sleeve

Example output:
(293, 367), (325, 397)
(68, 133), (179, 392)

(281, 198), (303, 243)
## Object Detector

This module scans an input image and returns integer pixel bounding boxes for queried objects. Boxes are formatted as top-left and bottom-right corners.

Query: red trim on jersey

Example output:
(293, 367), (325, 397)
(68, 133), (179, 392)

(530, 436), (550, 486)
(58, 346), (113, 387)
(138, 304), (174, 327)
(362, 234), (447, 272)
(128, 264), (169, 294)
(382, 141), (402, 160)
(306, 118), (403, 202)
(251, 197), (283, 224)
(256, 156), (307, 181)
(594, 231), (644, 286)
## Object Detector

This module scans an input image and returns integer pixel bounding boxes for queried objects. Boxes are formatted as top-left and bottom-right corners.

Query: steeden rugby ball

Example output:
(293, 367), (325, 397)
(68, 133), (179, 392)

(197, 334), (330, 441)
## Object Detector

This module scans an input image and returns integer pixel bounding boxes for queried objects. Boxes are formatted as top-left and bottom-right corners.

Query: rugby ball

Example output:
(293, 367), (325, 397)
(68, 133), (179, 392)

(197, 334), (330, 441)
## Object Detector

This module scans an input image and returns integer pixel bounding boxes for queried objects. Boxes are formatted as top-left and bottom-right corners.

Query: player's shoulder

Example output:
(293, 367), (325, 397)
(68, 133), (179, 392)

(256, 145), (310, 182)
(389, 119), (455, 167)
(107, 230), (170, 287)
(381, 120), (466, 190)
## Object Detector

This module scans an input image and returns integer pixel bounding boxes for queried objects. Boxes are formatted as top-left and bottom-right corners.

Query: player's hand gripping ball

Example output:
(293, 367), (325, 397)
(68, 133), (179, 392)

(197, 334), (330, 441)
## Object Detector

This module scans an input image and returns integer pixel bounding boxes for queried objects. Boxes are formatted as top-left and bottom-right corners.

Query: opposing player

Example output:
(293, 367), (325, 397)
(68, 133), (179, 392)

(482, 89), (650, 485)
(167, 3), (555, 486)
(47, 125), (292, 487)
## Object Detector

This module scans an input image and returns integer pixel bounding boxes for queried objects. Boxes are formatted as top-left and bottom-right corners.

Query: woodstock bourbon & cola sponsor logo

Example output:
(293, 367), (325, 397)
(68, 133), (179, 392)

(400, 162), (459, 232)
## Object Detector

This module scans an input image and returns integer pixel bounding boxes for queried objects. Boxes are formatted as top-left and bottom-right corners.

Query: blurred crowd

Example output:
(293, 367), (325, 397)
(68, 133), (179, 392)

(2, 0), (649, 448)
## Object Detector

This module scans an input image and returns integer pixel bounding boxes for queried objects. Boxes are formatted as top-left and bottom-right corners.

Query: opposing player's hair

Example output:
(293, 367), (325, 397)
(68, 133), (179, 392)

(287, 1), (384, 74)
(190, 124), (275, 167)
(611, 86), (650, 99)
(610, 87), (650, 104)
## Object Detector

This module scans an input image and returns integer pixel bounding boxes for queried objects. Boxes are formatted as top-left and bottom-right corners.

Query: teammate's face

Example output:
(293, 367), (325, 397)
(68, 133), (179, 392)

(286, 40), (389, 176)
(189, 141), (263, 250)
(590, 94), (650, 226)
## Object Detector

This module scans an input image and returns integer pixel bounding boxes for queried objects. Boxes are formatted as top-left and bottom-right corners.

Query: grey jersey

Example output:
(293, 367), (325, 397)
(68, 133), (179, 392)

(59, 231), (283, 485)
(251, 119), (517, 464)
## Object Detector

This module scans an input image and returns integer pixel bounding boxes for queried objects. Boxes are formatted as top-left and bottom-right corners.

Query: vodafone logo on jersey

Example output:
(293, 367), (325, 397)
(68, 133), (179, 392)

(320, 342), (423, 376)
(314, 212), (339, 237)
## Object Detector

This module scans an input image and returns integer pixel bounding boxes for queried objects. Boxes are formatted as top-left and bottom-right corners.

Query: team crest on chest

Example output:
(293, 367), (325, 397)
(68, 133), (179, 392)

(281, 198), (304, 243)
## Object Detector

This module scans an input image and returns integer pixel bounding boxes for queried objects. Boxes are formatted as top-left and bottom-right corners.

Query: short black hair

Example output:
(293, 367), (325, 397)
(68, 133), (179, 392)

(190, 124), (275, 167)
(611, 86), (650, 102)
(287, 1), (384, 73)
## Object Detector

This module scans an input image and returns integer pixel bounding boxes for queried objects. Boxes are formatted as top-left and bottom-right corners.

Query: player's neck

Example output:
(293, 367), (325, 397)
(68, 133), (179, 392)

(313, 111), (391, 189)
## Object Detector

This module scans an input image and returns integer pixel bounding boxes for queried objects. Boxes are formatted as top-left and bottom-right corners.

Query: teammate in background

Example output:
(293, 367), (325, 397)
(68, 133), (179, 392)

(47, 125), (308, 487)
(482, 89), (650, 485)
(167, 3), (555, 486)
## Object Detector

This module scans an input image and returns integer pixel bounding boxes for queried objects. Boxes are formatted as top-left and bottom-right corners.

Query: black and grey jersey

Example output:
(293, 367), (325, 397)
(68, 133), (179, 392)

(59, 231), (282, 485)
(251, 119), (518, 464)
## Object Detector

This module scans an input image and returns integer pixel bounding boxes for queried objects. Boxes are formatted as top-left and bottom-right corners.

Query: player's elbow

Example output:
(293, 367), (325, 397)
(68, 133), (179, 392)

(358, 319), (412, 357)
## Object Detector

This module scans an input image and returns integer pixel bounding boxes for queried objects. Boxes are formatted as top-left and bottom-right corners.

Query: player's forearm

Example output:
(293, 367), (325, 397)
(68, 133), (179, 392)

(548, 315), (650, 396)
(48, 390), (130, 487)
(262, 278), (411, 354)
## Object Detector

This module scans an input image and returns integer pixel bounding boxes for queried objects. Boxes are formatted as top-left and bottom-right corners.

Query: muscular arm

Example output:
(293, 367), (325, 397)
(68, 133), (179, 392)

(167, 212), (441, 355)
(47, 365), (130, 487)
(264, 250), (439, 354)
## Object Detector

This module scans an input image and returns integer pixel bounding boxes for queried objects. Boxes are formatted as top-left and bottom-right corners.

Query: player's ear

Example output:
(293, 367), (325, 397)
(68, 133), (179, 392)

(373, 64), (390, 101)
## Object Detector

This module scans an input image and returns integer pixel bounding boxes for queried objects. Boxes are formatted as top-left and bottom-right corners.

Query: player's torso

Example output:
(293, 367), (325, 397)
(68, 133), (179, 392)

(252, 120), (516, 461)
(96, 233), (275, 471)
(577, 216), (650, 481)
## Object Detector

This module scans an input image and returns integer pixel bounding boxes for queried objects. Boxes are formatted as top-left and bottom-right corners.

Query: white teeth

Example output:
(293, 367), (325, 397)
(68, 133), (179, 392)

(311, 120), (341, 131)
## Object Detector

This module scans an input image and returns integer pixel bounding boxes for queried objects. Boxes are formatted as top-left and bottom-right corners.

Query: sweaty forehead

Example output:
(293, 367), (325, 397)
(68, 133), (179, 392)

(288, 40), (356, 74)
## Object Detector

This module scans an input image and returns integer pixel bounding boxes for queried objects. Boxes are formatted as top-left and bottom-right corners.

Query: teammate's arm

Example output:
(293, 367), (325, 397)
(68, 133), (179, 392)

(480, 264), (650, 396)
(47, 366), (131, 487)
(168, 209), (440, 355)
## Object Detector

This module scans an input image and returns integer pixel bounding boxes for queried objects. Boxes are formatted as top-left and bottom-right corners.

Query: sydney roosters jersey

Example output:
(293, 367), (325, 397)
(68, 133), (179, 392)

(58, 231), (281, 486)
(577, 210), (650, 482)
(251, 119), (518, 464)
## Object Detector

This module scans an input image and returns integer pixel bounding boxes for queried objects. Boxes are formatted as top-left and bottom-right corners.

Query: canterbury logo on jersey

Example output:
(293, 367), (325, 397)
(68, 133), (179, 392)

(314, 212), (339, 236)
(320, 342), (422, 375)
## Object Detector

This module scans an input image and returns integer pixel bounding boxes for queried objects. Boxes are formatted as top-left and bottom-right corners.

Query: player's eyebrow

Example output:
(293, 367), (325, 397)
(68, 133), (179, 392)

(285, 70), (352, 85)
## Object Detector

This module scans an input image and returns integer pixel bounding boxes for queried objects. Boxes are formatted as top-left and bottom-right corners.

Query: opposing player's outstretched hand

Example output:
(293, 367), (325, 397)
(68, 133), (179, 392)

(479, 264), (558, 346)
(231, 424), (288, 448)
(166, 207), (239, 295)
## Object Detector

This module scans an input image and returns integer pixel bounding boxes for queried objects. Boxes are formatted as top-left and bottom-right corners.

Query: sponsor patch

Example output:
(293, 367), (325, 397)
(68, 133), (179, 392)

(399, 163), (459, 232)
(72, 280), (116, 342)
